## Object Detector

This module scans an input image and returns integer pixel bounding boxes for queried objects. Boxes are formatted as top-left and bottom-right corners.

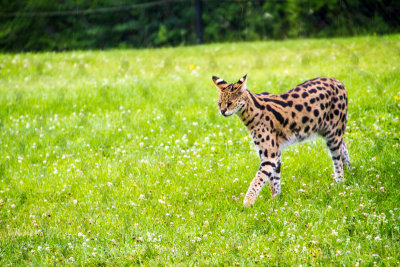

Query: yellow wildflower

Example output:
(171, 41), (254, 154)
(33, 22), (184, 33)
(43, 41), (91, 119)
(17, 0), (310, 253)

(189, 64), (195, 70)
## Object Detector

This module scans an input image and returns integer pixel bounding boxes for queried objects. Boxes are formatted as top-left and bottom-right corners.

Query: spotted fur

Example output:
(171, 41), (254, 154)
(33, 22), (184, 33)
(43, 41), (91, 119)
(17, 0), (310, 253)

(212, 75), (350, 206)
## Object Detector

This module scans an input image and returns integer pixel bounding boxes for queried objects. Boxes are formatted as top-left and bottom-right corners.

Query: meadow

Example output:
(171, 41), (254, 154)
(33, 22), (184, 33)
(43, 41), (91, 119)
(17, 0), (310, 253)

(0, 34), (399, 265)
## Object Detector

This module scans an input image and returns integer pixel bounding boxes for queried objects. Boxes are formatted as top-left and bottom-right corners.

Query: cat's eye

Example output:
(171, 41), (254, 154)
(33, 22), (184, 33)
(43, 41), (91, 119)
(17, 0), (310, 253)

(227, 102), (233, 107)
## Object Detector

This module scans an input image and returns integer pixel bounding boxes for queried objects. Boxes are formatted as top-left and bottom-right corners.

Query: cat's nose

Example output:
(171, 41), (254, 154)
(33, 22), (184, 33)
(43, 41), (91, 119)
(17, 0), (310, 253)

(220, 109), (226, 115)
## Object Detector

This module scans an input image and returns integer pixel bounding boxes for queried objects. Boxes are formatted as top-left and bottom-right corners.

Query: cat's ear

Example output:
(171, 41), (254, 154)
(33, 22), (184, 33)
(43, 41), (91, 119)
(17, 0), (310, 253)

(236, 74), (247, 91)
(212, 76), (229, 91)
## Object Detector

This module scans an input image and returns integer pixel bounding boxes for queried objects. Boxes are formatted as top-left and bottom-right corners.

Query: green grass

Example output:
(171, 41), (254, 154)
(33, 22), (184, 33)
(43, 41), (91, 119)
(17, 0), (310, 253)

(1, 34), (400, 265)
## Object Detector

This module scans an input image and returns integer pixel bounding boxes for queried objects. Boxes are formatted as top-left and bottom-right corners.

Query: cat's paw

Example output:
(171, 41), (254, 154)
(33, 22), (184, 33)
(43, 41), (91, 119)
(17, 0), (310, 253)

(243, 196), (255, 207)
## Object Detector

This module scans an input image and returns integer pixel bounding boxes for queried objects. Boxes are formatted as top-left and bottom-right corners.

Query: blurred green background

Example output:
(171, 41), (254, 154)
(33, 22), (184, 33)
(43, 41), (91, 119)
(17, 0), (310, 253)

(1, 0), (399, 52)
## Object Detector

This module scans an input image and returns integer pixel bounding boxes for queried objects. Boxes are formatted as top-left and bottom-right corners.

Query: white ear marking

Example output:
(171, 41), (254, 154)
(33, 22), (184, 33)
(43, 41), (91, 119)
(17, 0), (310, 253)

(237, 74), (247, 86)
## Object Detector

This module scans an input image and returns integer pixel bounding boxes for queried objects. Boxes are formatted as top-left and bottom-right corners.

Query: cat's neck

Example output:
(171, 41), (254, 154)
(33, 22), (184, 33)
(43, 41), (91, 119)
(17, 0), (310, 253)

(236, 90), (258, 127)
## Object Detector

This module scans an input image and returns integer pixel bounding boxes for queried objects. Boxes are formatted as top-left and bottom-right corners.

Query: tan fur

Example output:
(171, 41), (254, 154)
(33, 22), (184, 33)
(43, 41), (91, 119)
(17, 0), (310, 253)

(213, 75), (350, 206)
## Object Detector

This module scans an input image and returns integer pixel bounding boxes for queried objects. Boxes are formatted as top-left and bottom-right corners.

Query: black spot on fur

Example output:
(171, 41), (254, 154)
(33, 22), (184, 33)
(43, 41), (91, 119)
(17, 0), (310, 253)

(281, 93), (289, 100)
(245, 116), (255, 126)
(295, 104), (303, 111)
(304, 125), (310, 133)
(261, 161), (276, 168)
(291, 93), (299, 98)
(310, 98), (316, 104)
(313, 110), (319, 117)
(302, 92), (309, 98)
(249, 93), (265, 110)
(302, 116), (309, 123)
(276, 163), (281, 173)
(289, 122), (297, 130)
(283, 118), (289, 127)
(257, 92), (270, 96)
(265, 98), (288, 107)
(267, 105), (284, 125)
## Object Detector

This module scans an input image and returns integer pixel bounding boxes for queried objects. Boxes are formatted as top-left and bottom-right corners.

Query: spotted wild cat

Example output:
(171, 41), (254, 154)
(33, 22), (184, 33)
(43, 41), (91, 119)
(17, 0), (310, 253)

(212, 75), (350, 206)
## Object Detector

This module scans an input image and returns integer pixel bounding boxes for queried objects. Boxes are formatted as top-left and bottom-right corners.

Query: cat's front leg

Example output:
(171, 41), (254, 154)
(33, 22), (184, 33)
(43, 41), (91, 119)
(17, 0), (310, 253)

(243, 159), (277, 207)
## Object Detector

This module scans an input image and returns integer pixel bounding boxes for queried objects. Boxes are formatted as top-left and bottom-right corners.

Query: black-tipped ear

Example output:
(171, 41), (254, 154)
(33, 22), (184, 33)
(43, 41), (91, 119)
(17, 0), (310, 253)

(237, 74), (247, 85)
(236, 74), (247, 91)
(212, 75), (228, 91)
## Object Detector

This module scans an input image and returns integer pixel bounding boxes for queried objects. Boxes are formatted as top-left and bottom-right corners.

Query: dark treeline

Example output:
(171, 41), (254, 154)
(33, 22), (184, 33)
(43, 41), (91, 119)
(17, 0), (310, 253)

(0, 0), (399, 52)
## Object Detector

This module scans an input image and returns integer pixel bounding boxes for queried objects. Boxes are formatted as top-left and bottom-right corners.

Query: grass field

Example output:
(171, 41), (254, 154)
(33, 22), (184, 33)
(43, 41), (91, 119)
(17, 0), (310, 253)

(1, 34), (400, 265)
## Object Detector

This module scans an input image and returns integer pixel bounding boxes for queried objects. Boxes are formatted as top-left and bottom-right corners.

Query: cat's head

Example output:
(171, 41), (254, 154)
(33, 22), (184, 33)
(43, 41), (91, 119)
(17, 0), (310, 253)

(212, 74), (248, 117)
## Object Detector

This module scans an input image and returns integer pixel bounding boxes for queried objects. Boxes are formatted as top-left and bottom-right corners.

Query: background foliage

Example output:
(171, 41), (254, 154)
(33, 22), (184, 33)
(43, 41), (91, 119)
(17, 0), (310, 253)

(0, 0), (399, 51)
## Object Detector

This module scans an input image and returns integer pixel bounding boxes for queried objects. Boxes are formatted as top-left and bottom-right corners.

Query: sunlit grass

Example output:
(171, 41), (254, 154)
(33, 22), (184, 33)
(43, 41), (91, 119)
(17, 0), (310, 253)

(0, 34), (399, 265)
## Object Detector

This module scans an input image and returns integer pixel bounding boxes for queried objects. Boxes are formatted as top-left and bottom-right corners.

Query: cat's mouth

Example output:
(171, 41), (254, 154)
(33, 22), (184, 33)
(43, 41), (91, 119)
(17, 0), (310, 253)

(220, 111), (232, 117)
